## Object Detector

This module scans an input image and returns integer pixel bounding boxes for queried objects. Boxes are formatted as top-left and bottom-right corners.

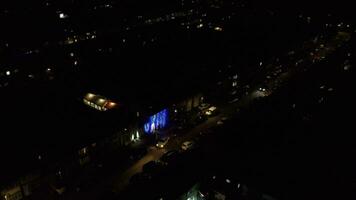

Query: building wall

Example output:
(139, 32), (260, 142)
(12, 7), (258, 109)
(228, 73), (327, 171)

(1, 171), (41, 200)
(179, 93), (203, 112)
(1, 186), (23, 200)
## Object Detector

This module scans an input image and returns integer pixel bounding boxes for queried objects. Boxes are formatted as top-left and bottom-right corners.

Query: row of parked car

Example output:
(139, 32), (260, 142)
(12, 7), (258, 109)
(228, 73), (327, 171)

(129, 139), (197, 186)
(155, 135), (196, 151)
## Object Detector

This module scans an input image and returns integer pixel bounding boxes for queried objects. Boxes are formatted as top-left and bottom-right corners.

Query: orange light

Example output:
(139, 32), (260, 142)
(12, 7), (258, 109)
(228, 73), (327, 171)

(108, 102), (116, 107)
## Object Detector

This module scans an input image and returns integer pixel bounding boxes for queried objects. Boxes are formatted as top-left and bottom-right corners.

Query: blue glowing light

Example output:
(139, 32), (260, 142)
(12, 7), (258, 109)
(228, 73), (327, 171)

(144, 109), (168, 134)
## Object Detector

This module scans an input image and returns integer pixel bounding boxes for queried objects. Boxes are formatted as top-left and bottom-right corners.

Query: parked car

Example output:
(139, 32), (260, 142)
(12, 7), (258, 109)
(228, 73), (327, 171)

(142, 161), (164, 174)
(160, 150), (180, 164)
(199, 103), (210, 111)
(156, 137), (170, 148)
(181, 141), (195, 151)
(205, 106), (219, 116)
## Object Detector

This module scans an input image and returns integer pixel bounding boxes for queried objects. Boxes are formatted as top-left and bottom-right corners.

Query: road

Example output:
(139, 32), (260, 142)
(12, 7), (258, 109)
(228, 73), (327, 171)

(110, 114), (222, 193)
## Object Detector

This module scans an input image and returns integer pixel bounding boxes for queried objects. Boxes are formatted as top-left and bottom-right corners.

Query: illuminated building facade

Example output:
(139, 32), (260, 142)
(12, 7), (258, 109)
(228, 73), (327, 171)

(83, 93), (117, 111)
(144, 109), (168, 134)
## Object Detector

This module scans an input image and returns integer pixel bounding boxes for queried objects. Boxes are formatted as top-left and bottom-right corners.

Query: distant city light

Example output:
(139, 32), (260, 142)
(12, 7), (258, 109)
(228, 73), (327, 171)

(5, 71), (10, 76)
(344, 65), (351, 71)
(197, 23), (204, 28)
(59, 13), (68, 19)
(70, 52), (74, 57)
(214, 26), (223, 31)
